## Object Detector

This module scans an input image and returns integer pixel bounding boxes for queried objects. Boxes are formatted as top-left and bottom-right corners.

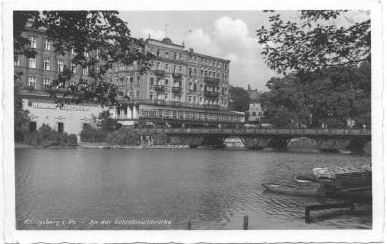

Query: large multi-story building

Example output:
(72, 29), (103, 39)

(15, 26), (244, 136)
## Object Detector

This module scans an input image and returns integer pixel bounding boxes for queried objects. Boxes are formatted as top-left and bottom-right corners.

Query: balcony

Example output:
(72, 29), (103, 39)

(172, 72), (183, 80)
(204, 91), (219, 98)
(154, 85), (166, 92)
(154, 70), (165, 76)
(204, 77), (220, 85)
(172, 87), (182, 94)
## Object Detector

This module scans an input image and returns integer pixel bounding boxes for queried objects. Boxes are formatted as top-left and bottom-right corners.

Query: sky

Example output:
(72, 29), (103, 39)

(119, 11), (369, 91)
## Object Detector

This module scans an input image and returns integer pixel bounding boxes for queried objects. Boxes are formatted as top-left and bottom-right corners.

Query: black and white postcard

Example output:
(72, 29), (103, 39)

(1, 0), (385, 243)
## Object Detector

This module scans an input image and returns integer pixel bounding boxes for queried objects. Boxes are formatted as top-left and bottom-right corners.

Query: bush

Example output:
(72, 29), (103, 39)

(80, 124), (108, 142)
(67, 134), (78, 146)
(106, 127), (141, 145)
(21, 123), (78, 147)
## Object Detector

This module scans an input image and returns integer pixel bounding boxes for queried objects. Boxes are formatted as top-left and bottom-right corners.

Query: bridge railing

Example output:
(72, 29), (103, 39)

(137, 128), (371, 136)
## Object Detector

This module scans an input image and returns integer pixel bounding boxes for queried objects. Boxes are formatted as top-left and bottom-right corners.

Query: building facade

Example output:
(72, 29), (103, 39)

(15, 27), (244, 136)
(246, 85), (263, 124)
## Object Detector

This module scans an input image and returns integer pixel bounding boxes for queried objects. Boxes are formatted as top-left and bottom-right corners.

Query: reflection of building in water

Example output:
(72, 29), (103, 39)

(16, 26), (244, 136)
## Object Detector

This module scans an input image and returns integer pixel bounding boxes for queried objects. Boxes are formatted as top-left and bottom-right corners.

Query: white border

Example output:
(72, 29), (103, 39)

(1, 0), (384, 243)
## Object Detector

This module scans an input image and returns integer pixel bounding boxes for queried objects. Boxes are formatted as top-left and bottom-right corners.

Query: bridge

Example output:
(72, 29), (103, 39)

(137, 128), (371, 152)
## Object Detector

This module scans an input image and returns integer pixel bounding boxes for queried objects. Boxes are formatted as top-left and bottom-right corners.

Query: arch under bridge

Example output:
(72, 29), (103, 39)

(137, 128), (371, 152)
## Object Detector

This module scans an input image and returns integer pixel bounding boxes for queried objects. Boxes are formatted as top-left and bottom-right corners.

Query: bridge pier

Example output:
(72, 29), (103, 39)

(241, 137), (271, 150)
(315, 137), (350, 152)
(168, 135), (205, 148)
(346, 137), (370, 153)
(268, 138), (291, 150)
(202, 136), (226, 148)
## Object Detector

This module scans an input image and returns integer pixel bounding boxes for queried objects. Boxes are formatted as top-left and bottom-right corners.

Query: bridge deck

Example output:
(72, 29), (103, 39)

(138, 128), (371, 137)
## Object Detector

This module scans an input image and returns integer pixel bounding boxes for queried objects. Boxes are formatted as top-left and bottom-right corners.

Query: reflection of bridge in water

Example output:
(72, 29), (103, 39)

(138, 128), (371, 152)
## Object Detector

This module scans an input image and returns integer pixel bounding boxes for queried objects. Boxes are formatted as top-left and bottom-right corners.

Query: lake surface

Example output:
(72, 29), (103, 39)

(15, 148), (372, 230)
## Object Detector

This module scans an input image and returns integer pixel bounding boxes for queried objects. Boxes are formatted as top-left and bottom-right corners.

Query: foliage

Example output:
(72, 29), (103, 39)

(14, 97), (30, 130)
(80, 123), (109, 142)
(14, 11), (154, 106)
(257, 10), (370, 74)
(229, 86), (251, 112)
(259, 62), (371, 128)
(98, 110), (120, 131)
(106, 127), (141, 145)
(22, 123), (78, 147)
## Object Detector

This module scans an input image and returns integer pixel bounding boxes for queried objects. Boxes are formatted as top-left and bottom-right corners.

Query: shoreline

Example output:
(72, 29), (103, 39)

(14, 141), (371, 155)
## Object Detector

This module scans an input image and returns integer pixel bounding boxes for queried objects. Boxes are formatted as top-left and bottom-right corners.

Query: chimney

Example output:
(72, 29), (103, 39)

(248, 84), (251, 91)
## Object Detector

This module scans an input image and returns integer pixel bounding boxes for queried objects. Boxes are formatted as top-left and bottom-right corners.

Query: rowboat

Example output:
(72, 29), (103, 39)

(262, 183), (325, 197)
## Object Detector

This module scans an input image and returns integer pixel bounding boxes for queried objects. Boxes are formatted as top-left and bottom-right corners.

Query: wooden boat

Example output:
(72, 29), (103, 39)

(262, 183), (324, 197)
(295, 175), (316, 183)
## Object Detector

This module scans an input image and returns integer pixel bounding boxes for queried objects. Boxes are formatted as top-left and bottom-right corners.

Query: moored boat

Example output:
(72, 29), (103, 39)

(262, 183), (325, 197)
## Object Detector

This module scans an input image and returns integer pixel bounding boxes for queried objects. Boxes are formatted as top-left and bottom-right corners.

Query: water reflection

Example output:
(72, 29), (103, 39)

(15, 148), (372, 230)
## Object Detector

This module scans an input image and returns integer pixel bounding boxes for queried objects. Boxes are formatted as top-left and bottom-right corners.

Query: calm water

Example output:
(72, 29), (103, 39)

(15, 148), (372, 230)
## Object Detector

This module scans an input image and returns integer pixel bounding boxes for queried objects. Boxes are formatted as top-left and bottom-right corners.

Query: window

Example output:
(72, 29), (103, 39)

(69, 80), (75, 86)
(165, 64), (169, 71)
(150, 92), (153, 100)
(156, 49), (160, 57)
(129, 77), (134, 84)
(14, 56), (20, 66)
(71, 62), (77, 73)
(165, 79), (169, 86)
(28, 77), (36, 88)
(165, 52), (169, 58)
(150, 77), (154, 86)
(57, 60), (64, 72)
(29, 122), (37, 133)
(29, 36), (37, 48)
(44, 39), (51, 50)
(43, 78), (50, 88)
(136, 91), (139, 97)
(179, 53), (182, 59)
(28, 58), (36, 68)
(189, 68), (192, 76)
(43, 59), (51, 71)
(57, 122), (64, 133)
(84, 51), (89, 57)
(83, 67), (89, 76)
(179, 65), (182, 72)
(71, 48), (76, 55)
(96, 50), (100, 58)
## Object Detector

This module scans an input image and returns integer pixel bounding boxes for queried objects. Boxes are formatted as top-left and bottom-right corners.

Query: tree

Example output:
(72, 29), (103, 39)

(260, 63), (371, 128)
(14, 11), (154, 107)
(229, 86), (250, 112)
(256, 10), (370, 74)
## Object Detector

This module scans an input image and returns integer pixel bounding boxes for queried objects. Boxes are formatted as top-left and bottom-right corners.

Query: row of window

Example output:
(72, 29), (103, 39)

(26, 76), (76, 89)
(153, 61), (184, 73)
(28, 36), (94, 57)
(188, 68), (228, 80)
(154, 49), (184, 61)
(146, 91), (227, 106)
(189, 55), (228, 70)
(17, 57), (90, 75)
(140, 109), (242, 122)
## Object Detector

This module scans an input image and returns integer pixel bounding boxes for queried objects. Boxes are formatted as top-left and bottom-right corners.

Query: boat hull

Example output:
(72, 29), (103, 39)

(262, 183), (324, 197)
